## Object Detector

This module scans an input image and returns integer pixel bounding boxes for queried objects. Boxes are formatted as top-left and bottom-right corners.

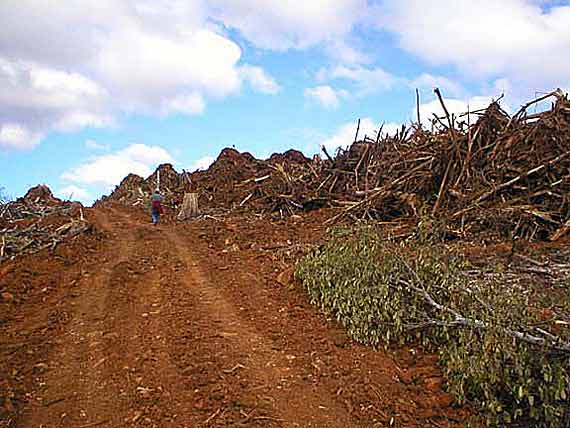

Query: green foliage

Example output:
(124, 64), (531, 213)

(295, 226), (570, 427)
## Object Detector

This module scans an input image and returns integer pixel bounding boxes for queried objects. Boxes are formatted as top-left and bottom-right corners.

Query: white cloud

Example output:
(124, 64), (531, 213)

(324, 65), (399, 95)
(492, 78), (513, 95)
(161, 93), (206, 116)
(191, 155), (215, 171)
(0, 0), (120, 67)
(239, 65), (281, 94)
(94, 27), (243, 107)
(304, 85), (346, 109)
(29, 65), (104, 101)
(54, 111), (113, 132)
(374, 0), (570, 88)
(0, 123), (42, 150)
(85, 139), (110, 151)
(323, 39), (371, 65)
(210, 0), (368, 51)
(315, 67), (329, 83)
(410, 74), (465, 98)
(57, 185), (90, 201)
(62, 144), (173, 187)
(317, 65), (466, 102)
(0, 0), (279, 150)
(120, 144), (173, 165)
(0, 58), (107, 110)
(0, 58), (110, 145)
(320, 118), (401, 153)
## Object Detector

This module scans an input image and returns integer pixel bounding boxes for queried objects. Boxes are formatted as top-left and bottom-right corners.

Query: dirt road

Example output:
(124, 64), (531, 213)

(1, 205), (468, 427)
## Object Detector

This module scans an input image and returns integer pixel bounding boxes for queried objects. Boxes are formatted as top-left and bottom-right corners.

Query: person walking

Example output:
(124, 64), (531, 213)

(150, 190), (163, 225)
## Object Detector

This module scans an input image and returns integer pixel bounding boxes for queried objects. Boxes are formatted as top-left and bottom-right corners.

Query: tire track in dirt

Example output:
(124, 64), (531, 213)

(107, 224), (198, 427)
(17, 208), (200, 427)
(19, 208), (135, 427)
(166, 229), (354, 428)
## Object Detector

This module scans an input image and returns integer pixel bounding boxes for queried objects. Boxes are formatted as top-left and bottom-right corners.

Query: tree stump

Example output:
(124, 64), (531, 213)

(177, 193), (199, 220)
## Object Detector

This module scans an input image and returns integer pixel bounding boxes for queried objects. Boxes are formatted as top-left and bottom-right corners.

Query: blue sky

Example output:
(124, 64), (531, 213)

(1, 0), (569, 204)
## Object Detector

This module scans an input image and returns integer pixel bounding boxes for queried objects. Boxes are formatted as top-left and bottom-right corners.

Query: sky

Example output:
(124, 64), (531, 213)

(1, 0), (570, 204)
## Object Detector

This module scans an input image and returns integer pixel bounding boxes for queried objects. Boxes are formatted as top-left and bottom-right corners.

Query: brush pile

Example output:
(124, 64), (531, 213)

(99, 164), (192, 210)
(102, 149), (316, 215)
(0, 185), (90, 262)
(102, 164), (190, 207)
(106, 89), (570, 240)
(190, 148), (318, 214)
(325, 89), (570, 240)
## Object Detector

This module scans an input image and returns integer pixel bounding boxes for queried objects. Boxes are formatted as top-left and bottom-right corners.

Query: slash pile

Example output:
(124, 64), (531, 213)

(99, 164), (192, 209)
(327, 89), (570, 240)
(0, 185), (91, 262)
(106, 89), (570, 241)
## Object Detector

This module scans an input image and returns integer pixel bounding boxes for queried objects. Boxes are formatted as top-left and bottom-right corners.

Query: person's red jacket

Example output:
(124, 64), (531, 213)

(151, 200), (164, 214)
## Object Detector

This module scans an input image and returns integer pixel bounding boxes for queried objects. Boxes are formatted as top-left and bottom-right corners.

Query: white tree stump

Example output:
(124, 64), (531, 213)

(177, 193), (199, 220)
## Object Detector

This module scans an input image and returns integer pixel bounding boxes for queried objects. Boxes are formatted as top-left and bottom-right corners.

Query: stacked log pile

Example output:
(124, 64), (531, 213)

(0, 185), (90, 262)
(106, 89), (570, 240)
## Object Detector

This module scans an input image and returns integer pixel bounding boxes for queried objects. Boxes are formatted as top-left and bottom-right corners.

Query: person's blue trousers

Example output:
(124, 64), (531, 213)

(151, 209), (160, 224)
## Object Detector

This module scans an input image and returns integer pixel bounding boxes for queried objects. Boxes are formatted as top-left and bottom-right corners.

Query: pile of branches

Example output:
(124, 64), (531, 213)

(324, 89), (570, 240)
(105, 88), (570, 240)
(0, 186), (90, 262)
(194, 149), (320, 216)
(223, 88), (570, 240)
(296, 226), (570, 427)
(99, 164), (193, 211)
(101, 149), (315, 215)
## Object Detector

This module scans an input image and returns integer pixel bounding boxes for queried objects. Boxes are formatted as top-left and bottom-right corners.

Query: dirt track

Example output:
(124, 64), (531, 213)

(1, 205), (468, 427)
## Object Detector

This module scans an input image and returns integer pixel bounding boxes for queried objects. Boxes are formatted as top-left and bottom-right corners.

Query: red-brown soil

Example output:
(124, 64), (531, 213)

(1, 204), (469, 428)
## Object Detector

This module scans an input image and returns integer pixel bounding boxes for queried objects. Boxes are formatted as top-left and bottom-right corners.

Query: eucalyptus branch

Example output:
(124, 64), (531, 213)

(398, 278), (570, 353)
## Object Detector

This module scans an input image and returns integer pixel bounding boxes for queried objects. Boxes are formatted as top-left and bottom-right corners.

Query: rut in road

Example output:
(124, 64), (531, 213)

(20, 209), (200, 427)
(167, 229), (353, 427)
(18, 208), (359, 428)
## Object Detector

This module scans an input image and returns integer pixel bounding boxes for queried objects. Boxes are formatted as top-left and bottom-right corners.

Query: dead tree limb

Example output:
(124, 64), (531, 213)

(354, 118), (361, 142)
(416, 88), (421, 126)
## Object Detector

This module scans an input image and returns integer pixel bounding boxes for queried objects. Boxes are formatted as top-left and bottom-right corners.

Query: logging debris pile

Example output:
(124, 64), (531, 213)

(0, 185), (91, 262)
(191, 148), (315, 213)
(102, 164), (190, 207)
(102, 149), (315, 214)
(106, 89), (570, 240)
